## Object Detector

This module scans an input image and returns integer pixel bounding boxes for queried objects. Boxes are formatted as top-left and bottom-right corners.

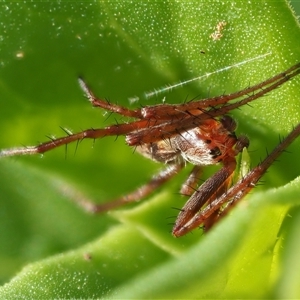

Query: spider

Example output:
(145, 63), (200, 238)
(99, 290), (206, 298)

(1, 62), (300, 237)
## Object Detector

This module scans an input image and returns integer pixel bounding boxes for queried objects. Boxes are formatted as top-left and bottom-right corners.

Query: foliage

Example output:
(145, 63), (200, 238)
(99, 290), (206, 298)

(0, 1), (300, 298)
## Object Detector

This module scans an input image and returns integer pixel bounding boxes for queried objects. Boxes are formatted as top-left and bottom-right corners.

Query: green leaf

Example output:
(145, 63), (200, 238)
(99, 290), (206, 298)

(0, 1), (300, 298)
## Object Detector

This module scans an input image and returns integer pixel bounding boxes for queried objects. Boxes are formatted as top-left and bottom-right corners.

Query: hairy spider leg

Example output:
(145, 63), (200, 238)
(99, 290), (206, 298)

(78, 78), (143, 118)
(172, 122), (300, 237)
(0, 78), (147, 157)
(87, 163), (184, 213)
(142, 63), (300, 119)
(202, 172), (234, 231)
(0, 118), (156, 157)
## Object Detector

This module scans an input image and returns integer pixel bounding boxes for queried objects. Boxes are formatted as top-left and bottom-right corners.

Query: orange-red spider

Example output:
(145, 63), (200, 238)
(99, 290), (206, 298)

(1, 63), (300, 237)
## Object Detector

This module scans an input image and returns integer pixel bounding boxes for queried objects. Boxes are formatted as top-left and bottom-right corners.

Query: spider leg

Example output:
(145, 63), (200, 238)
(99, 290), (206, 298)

(180, 165), (203, 196)
(75, 163), (184, 213)
(173, 122), (300, 237)
(78, 78), (143, 118)
(142, 63), (300, 119)
(201, 175), (233, 231)
(0, 118), (156, 157)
